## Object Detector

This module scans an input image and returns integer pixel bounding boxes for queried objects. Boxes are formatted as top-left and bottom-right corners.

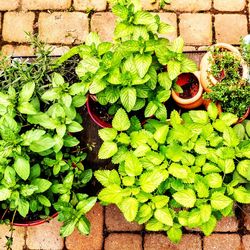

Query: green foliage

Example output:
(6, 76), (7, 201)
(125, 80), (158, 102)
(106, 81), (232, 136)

(95, 105), (250, 243)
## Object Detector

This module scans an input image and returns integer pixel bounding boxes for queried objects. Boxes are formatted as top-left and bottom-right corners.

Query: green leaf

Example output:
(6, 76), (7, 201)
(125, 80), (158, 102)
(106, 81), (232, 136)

(28, 113), (56, 129)
(139, 170), (164, 193)
(125, 153), (143, 176)
(30, 135), (55, 153)
(173, 189), (196, 208)
(154, 125), (169, 144)
(134, 11), (155, 25)
(19, 82), (35, 103)
(0, 187), (11, 201)
(98, 128), (117, 141)
(41, 89), (59, 101)
(134, 54), (152, 78)
(158, 22), (175, 34)
(85, 32), (101, 46)
(181, 57), (197, 73)
(18, 198), (29, 217)
(154, 208), (173, 226)
(136, 204), (153, 224)
(189, 110), (209, 124)
(237, 160), (250, 181)
(69, 82), (88, 96)
(4, 167), (16, 186)
(167, 227), (182, 244)
(172, 37), (184, 53)
(223, 127), (239, 147)
(112, 108), (130, 131)
(52, 72), (65, 87)
(168, 61), (181, 80)
(200, 204), (211, 223)
(76, 57), (100, 76)
(220, 113), (238, 126)
(168, 163), (190, 179)
(89, 79), (107, 94)
(18, 102), (37, 115)
(120, 87), (136, 112)
(63, 135), (79, 147)
(145, 101), (158, 117)
(204, 173), (222, 188)
(119, 197), (139, 222)
(60, 221), (77, 238)
(233, 186), (250, 203)
(112, 3), (128, 19)
(145, 218), (164, 231)
(13, 156), (30, 180)
(211, 192), (233, 210)
(38, 195), (51, 207)
(67, 121), (83, 133)
(207, 102), (218, 121)
(158, 72), (172, 90)
(22, 129), (46, 146)
(98, 142), (118, 159)
(31, 178), (52, 193)
(94, 170), (121, 187)
(77, 216), (90, 235)
(200, 215), (217, 236)
(98, 184), (123, 204)
(76, 197), (97, 213)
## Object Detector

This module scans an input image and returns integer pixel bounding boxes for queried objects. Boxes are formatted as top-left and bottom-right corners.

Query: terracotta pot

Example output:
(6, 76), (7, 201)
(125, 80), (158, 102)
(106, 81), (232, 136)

(200, 43), (249, 92)
(86, 95), (112, 128)
(172, 71), (204, 109)
(237, 107), (250, 124)
(13, 212), (58, 227)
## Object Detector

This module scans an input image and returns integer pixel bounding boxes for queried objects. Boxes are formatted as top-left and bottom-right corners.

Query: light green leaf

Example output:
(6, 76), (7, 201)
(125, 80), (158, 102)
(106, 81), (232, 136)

(89, 79), (107, 94)
(173, 189), (196, 208)
(94, 170), (121, 187)
(167, 227), (182, 244)
(189, 110), (209, 124)
(145, 101), (158, 117)
(233, 186), (250, 203)
(172, 37), (184, 53)
(38, 195), (51, 207)
(41, 89), (59, 101)
(237, 160), (250, 181)
(18, 198), (29, 217)
(67, 121), (83, 133)
(112, 108), (130, 131)
(125, 153), (143, 176)
(204, 173), (222, 188)
(139, 170), (164, 193)
(119, 197), (138, 222)
(85, 32), (101, 46)
(154, 208), (173, 226)
(158, 72), (172, 90)
(98, 184), (123, 204)
(98, 128), (117, 141)
(77, 217), (90, 235)
(207, 102), (218, 120)
(120, 87), (136, 112)
(19, 82), (35, 103)
(145, 218), (164, 231)
(211, 192), (233, 210)
(31, 178), (52, 193)
(60, 221), (77, 238)
(200, 204), (211, 223)
(134, 53), (152, 78)
(136, 204), (153, 224)
(223, 127), (239, 147)
(200, 215), (217, 236)
(30, 135), (55, 153)
(181, 58), (197, 73)
(168, 163), (190, 179)
(154, 125), (169, 144)
(76, 57), (100, 77)
(52, 72), (65, 87)
(0, 187), (11, 201)
(168, 60), (181, 80)
(220, 113), (238, 126)
(18, 102), (37, 115)
(14, 156), (30, 180)
(134, 11), (155, 25)
(98, 142), (118, 159)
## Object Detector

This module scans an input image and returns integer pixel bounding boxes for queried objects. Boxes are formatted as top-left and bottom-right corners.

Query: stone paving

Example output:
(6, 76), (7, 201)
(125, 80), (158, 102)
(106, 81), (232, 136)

(0, 0), (250, 249)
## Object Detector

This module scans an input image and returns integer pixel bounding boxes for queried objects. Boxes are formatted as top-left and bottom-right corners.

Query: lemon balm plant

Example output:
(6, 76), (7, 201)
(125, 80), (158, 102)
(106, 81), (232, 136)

(95, 104), (250, 243)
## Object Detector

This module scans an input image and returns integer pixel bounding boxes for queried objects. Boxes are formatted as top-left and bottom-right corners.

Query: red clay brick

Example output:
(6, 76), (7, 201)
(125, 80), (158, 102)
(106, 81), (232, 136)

(26, 218), (64, 250)
(2, 12), (35, 43)
(73, 0), (107, 11)
(179, 13), (212, 46)
(164, 0), (211, 11)
(106, 204), (143, 232)
(144, 234), (202, 250)
(105, 233), (142, 250)
(242, 235), (250, 250)
(243, 205), (250, 231)
(22, 0), (71, 10)
(91, 12), (116, 42)
(0, 0), (19, 10)
(2, 45), (34, 56)
(204, 234), (241, 250)
(0, 225), (26, 250)
(66, 203), (104, 250)
(38, 12), (89, 44)
(214, 216), (239, 232)
(215, 14), (248, 44)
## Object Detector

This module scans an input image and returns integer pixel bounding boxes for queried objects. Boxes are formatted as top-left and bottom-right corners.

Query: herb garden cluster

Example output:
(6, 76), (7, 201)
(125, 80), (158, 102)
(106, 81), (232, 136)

(0, 0), (250, 247)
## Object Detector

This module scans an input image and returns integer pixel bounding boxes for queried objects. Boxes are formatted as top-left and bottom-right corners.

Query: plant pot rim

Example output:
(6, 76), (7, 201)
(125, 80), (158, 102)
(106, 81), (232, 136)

(200, 43), (249, 92)
(172, 71), (203, 105)
(237, 106), (250, 123)
(13, 212), (58, 227)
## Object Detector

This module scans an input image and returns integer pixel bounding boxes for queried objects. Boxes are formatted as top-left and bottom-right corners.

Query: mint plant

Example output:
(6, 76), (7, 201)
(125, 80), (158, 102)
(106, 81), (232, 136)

(0, 53), (96, 242)
(95, 103), (250, 243)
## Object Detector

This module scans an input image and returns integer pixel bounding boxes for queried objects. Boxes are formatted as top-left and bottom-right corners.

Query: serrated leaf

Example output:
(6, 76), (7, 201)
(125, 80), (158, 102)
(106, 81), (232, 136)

(211, 192), (233, 210)
(95, 170), (121, 187)
(125, 153), (143, 176)
(139, 170), (164, 193)
(98, 184), (123, 204)
(181, 58), (197, 73)
(98, 142), (118, 159)
(19, 82), (35, 103)
(171, 37), (184, 53)
(158, 72), (172, 90)
(119, 197), (138, 222)
(134, 54), (152, 78)
(145, 101), (158, 117)
(168, 61), (181, 80)
(14, 156), (30, 180)
(120, 87), (137, 112)
(154, 208), (173, 226)
(98, 128), (117, 141)
(112, 108), (131, 131)
(204, 173), (222, 188)
(173, 189), (196, 208)
(134, 11), (155, 25)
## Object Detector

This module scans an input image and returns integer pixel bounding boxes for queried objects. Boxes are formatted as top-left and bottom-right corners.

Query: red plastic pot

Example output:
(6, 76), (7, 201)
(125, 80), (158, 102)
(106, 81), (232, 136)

(13, 212), (58, 227)
(86, 95), (112, 128)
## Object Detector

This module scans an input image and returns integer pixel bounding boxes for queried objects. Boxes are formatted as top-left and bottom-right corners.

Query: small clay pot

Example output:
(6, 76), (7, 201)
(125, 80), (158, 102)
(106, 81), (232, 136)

(172, 71), (204, 109)
(200, 43), (249, 92)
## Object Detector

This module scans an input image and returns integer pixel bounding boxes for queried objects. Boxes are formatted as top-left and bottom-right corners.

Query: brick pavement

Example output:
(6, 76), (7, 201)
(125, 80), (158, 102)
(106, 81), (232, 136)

(0, 0), (250, 249)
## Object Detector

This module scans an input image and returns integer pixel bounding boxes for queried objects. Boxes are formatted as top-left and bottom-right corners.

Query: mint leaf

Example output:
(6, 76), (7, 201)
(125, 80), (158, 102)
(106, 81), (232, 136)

(112, 108), (131, 131)
(207, 102), (218, 121)
(98, 128), (117, 141)
(181, 58), (197, 73)
(139, 170), (164, 193)
(154, 207), (173, 226)
(134, 53), (152, 78)
(125, 153), (143, 176)
(200, 215), (217, 236)
(98, 184), (123, 204)
(0, 187), (11, 201)
(19, 82), (35, 103)
(173, 189), (196, 208)
(158, 72), (172, 90)
(189, 110), (209, 124)
(145, 101), (158, 117)
(204, 173), (222, 188)
(167, 227), (182, 244)
(236, 160), (250, 181)
(168, 61), (181, 80)
(98, 142), (118, 159)
(14, 156), (30, 181)
(134, 11), (155, 25)
(120, 87), (137, 112)
(211, 192), (233, 210)
(119, 197), (138, 222)
(94, 170), (121, 187)
(233, 186), (250, 203)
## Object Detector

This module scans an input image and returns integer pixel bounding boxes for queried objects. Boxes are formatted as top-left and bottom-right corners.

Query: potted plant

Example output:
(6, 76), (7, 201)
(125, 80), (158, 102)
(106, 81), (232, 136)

(95, 103), (250, 243)
(0, 47), (96, 248)
(200, 43), (250, 121)
(171, 71), (204, 109)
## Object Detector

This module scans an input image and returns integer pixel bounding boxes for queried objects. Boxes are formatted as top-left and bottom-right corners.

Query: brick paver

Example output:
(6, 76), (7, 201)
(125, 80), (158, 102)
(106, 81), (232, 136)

(157, 13), (177, 41)
(214, 0), (246, 11)
(47, 45), (70, 56)
(91, 13), (116, 42)
(144, 234), (202, 250)
(164, 0), (211, 12)
(242, 235), (250, 250)
(66, 203), (104, 250)
(141, 0), (159, 10)
(0, 225), (25, 250)
(26, 218), (64, 250)
(215, 14), (248, 44)
(106, 205), (143, 231)
(22, 0), (71, 10)
(179, 14), (212, 46)
(2, 45), (34, 56)
(214, 216), (239, 232)
(243, 205), (250, 230)
(2, 12), (35, 43)
(203, 234), (241, 250)
(105, 233), (142, 250)
(73, 0), (107, 11)
(38, 12), (89, 44)
(0, 0), (19, 10)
